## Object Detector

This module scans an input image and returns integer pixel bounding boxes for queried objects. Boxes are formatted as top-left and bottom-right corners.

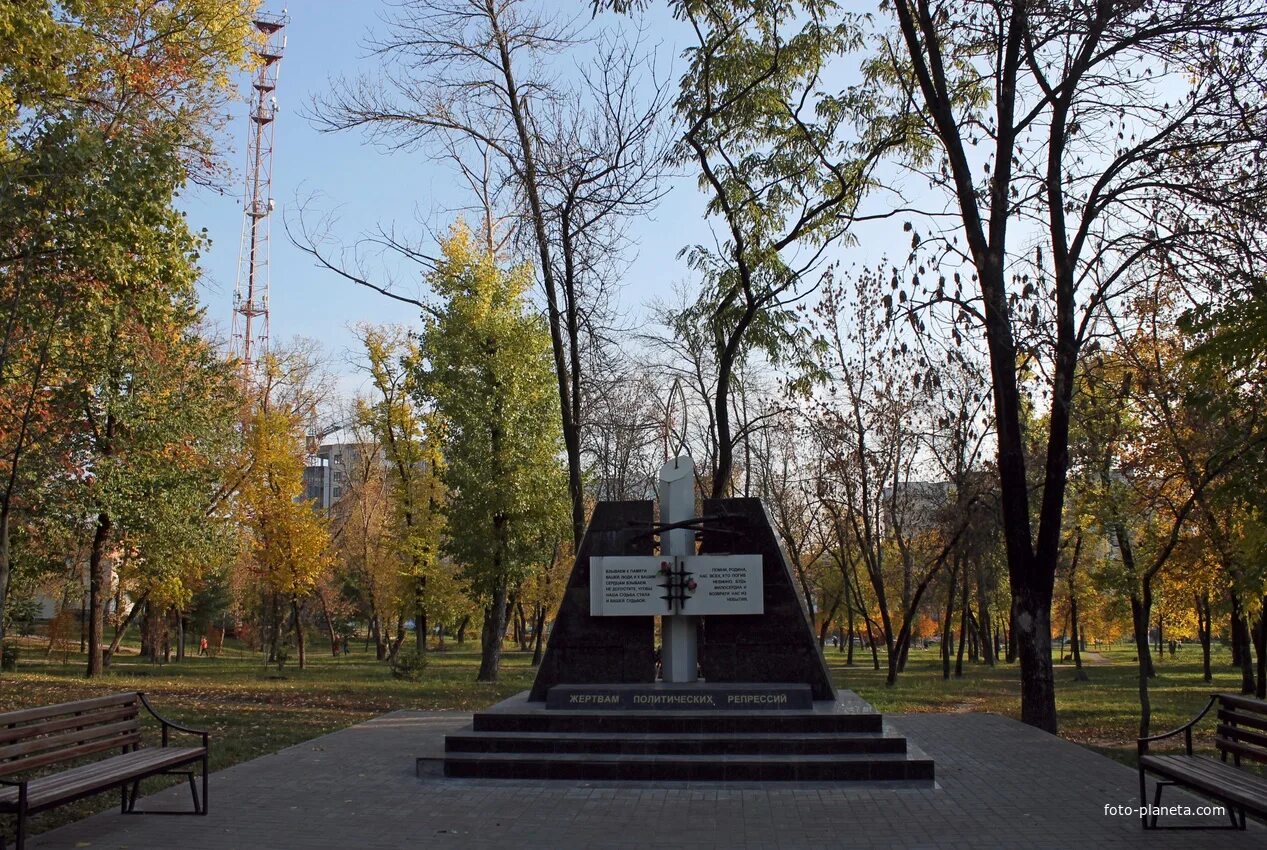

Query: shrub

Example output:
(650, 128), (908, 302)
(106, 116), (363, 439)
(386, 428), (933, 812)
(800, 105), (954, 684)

(1, 643), (18, 672)
(390, 649), (428, 681)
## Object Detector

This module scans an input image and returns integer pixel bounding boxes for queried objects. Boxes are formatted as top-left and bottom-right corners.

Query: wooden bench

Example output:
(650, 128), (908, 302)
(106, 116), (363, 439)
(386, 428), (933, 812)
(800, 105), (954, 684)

(1138, 692), (1267, 830)
(0, 692), (208, 850)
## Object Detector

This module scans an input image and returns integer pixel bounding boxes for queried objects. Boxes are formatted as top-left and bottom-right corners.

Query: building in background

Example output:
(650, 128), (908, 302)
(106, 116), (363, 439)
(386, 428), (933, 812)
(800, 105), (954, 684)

(303, 442), (381, 511)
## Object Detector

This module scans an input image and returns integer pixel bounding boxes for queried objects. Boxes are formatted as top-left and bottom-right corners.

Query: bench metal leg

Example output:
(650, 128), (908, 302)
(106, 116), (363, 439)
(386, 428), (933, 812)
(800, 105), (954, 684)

(1140, 773), (1250, 830)
(123, 769), (203, 816)
(1150, 779), (1171, 829)
(1138, 768), (1149, 829)
(1, 807), (24, 850)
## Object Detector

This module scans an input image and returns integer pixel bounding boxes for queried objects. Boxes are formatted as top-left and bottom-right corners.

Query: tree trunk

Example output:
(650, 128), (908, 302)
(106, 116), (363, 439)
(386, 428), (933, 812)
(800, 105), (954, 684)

(103, 593), (147, 668)
(1232, 595), (1244, 667)
(1012, 582), (1056, 732)
(456, 614), (469, 645)
(1006, 609), (1017, 663)
(976, 561), (994, 666)
(1255, 604), (1267, 700)
(1069, 589), (1087, 682)
(415, 575), (427, 655)
(292, 599), (306, 670)
(371, 615), (386, 661)
(139, 602), (154, 659)
(386, 615), (406, 662)
(490, 11), (585, 547)
(531, 604), (547, 666)
(1196, 591), (1212, 683)
(942, 561), (957, 680)
(161, 613), (171, 664)
(515, 601), (529, 652)
(1232, 593), (1255, 694)
(477, 586), (508, 682)
(955, 573), (968, 678)
(176, 614), (186, 662)
(317, 589), (339, 657)
(863, 617), (879, 670)
(1130, 586), (1154, 739)
(86, 511), (111, 677)
(1068, 536), (1088, 681)
(0, 510), (10, 656)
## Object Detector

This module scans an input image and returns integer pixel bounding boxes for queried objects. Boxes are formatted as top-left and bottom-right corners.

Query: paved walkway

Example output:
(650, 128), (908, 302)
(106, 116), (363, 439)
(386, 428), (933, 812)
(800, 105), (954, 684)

(27, 710), (1261, 849)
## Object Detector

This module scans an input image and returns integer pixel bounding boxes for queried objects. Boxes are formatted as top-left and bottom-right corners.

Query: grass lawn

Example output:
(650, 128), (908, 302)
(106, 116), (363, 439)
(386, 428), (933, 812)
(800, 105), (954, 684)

(830, 642), (1246, 764)
(0, 632), (1250, 840)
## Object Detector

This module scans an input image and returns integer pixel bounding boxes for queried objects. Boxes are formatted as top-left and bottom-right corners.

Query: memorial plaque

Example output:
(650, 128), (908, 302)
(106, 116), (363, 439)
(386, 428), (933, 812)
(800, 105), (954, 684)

(686, 554), (763, 616)
(589, 556), (664, 616)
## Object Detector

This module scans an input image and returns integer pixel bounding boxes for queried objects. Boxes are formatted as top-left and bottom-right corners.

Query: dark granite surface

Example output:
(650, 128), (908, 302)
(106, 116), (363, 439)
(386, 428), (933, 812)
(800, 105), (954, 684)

(699, 498), (836, 701)
(528, 501), (656, 701)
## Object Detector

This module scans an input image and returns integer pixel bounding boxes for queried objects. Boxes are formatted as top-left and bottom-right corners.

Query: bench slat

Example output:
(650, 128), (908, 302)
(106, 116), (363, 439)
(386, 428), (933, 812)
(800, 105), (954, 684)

(1218, 707), (1267, 734)
(1215, 693), (1267, 716)
(1141, 754), (1267, 814)
(0, 747), (205, 812)
(1217, 722), (1267, 753)
(0, 705), (138, 746)
(0, 718), (140, 763)
(0, 731), (141, 778)
(1215, 738), (1267, 765)
(1152, 757), (1267, 796)
(5, 747), (200, 799)
(0, 693), (138, 727)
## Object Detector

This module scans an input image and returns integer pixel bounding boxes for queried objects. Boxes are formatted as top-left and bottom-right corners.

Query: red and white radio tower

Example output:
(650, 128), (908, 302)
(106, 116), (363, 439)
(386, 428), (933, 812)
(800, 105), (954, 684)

(232, 10), (288, 376)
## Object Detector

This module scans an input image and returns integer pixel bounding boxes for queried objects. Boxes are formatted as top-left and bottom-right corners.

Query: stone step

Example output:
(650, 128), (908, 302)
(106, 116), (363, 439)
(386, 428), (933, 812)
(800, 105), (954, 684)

(442, 750), (936, 783)
(445, 728), (909, 756)
(471, 709), (883, 735)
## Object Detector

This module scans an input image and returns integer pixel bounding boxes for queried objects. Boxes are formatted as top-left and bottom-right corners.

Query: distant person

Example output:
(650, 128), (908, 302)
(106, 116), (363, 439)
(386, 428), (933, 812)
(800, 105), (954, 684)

(198, 635), (209, 657)
(342, 635), (351, 656)
(1169, 639), (1176, 657)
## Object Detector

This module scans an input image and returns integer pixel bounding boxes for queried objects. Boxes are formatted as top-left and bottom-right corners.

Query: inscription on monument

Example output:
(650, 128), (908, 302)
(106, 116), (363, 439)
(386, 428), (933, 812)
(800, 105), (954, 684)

(589, 554), (764, 616)
(545, 682), (813, 711)
(589, 556), (662, 616)
(684, 554), (763, 616)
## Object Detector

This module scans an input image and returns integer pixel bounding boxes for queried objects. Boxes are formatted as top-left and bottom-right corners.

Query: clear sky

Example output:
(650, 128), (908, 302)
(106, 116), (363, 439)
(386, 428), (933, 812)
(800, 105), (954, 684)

(186, 0), (710, 398)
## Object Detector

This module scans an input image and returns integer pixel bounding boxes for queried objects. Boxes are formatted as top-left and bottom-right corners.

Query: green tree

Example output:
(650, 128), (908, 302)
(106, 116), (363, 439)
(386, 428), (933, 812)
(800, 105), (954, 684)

(63, 287), (242, 676)
(668, 0), (906, 497)
(0, 0), (258, 656)
(356, 324), (447, 655)
(414, 223), (569, 682)
(236, 349), (335, 670)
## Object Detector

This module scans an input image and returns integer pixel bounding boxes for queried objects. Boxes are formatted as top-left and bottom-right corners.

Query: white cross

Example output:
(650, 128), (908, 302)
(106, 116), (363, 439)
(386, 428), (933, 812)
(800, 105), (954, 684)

(589, 456), (764, 683)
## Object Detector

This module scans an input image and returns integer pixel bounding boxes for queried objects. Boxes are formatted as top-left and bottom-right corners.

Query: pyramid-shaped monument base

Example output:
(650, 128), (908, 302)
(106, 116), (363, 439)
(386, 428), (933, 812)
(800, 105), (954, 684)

(440, 497), (933, 784)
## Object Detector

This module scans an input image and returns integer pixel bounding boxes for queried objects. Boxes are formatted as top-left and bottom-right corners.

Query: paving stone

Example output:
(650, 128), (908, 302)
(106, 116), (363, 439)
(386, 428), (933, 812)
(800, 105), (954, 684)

(21, 710), (1263, 849)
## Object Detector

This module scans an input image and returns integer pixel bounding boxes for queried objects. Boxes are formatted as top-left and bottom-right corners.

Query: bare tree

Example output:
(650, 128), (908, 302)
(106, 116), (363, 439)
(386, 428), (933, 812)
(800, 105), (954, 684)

(305, 0), (669, 546)
(879, 0), (1267, 732)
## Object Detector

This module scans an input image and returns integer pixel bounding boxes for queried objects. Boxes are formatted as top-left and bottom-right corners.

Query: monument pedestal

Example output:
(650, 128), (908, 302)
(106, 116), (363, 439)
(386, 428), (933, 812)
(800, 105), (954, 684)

(440, 689), (933, 783)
